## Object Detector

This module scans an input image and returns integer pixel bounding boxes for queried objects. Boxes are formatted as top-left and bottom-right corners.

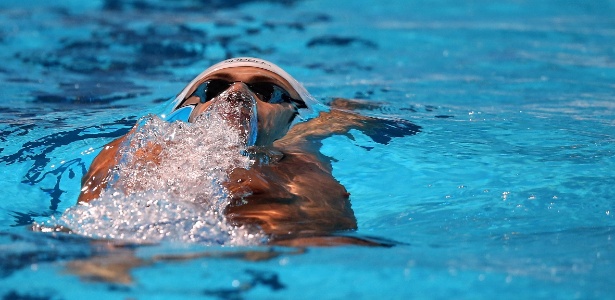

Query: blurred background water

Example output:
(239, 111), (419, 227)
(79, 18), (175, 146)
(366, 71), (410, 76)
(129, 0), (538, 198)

(1, 0), (614, 298)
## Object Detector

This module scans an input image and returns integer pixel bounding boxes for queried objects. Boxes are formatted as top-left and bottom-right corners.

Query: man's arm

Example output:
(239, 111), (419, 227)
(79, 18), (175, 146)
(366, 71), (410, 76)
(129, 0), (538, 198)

(77, 134), (128, 203)
(275, 98), (421, 152)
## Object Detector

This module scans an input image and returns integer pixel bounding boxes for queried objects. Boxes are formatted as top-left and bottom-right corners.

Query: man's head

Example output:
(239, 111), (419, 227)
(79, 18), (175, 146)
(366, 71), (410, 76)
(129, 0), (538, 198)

(165, 58), (313, 146)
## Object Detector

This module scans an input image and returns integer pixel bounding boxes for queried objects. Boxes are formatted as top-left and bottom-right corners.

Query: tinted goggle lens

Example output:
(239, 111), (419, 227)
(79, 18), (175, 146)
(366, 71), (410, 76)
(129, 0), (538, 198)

(187, 79), (306, 107)
(167, 79), (308, 122)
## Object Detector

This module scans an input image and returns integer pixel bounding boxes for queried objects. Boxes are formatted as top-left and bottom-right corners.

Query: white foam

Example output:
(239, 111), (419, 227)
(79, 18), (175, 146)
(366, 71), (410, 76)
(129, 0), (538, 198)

(47, 102), (265, 245)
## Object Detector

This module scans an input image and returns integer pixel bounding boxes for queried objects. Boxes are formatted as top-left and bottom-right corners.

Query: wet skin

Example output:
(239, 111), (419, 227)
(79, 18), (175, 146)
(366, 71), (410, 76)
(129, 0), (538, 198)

(78, 67), (418, 246)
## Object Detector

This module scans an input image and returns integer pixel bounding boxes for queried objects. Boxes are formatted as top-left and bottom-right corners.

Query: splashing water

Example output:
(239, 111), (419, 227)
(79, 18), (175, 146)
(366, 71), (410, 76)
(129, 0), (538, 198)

(46, 101), (265, 245)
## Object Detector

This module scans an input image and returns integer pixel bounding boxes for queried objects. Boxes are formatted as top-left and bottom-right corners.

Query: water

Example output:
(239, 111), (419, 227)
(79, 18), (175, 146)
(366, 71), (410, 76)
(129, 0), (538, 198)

(1, 0), (615, 299)
(53, 111), (260, 245)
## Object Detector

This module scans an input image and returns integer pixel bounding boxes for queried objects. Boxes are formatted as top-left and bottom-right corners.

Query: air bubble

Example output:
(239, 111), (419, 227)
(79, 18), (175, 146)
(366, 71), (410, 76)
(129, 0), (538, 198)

(47, 106), (264, 245)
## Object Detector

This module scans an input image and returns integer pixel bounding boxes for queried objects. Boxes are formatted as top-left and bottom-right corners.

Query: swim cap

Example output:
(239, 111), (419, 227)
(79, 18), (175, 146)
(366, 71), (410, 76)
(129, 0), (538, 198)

(172, 57), (315, 111)
(160, 57), (323, 124)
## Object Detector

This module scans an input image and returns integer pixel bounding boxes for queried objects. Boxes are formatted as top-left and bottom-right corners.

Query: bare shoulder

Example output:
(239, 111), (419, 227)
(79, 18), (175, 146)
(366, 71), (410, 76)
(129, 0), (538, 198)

(77, 128), (135, 203)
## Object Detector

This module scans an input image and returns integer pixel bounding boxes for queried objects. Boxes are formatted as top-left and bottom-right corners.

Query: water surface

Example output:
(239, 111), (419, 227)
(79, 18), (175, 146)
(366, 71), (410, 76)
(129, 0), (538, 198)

(1, 0), (614, 299)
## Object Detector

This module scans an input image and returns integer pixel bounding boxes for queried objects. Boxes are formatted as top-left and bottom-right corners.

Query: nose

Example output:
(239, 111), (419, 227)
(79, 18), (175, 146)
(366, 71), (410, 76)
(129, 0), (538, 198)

(226, 82), (254, 98)
(192, 81), (259, 146)
(218, 82), (261, 109)
(187, 82), (256, 122)
(220, 82), (259, 112)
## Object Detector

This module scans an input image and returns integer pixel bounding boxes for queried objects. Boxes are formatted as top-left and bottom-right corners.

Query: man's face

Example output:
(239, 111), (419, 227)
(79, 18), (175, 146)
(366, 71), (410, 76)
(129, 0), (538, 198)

(174, 67), (303, 146)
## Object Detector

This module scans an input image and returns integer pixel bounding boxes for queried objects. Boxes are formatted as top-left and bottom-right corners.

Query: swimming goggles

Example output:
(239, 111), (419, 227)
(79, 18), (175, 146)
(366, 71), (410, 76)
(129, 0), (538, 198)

(175, 79), (308, 109)
(164, 57), (318, 122)
(166, 80), (307, 123)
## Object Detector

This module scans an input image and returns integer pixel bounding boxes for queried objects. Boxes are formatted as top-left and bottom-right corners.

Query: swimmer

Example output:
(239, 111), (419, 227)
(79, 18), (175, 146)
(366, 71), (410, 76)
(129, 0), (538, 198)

(78, 57), (419, 247)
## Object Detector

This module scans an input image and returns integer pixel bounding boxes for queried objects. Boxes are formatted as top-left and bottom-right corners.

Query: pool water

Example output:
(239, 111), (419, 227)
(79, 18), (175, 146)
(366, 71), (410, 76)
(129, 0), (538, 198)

(1, 0), (615, 298)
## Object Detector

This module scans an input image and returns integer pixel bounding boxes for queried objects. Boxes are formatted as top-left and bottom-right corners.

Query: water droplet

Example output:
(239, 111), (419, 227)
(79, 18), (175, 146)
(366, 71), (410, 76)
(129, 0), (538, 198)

(279, 257), (289, 266)
(232, 280), (240, 287)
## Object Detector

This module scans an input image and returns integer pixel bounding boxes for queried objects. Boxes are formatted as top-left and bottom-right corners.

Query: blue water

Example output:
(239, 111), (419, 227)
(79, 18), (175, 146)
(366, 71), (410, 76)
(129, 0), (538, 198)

(1, 0), (615, 298)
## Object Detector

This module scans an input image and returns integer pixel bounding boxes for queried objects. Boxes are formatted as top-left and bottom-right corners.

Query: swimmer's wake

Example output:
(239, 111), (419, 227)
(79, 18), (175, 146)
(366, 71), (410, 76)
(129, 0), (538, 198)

(57, 111), (263, 245)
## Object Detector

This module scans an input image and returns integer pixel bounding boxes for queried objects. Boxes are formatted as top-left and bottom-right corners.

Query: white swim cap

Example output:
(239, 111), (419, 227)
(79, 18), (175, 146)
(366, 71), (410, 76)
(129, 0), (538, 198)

(161, 57), (323, 123)
(173, 57), (315, 110)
